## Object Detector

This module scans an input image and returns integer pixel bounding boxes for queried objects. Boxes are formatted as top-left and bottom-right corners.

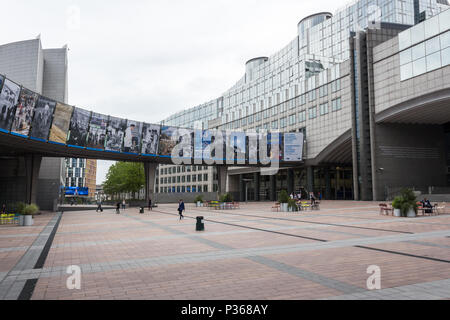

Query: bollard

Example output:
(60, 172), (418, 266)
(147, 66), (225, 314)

(139, 207), (144, 214)
(196, 216), (204, 231)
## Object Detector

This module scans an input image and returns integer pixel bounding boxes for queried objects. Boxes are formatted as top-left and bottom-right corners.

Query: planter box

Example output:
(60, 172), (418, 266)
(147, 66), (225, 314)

(407, 209), (416, 218)
(196, 202), (203, 207)
(23, 215), (33, 226)
(394, 209), (401, 217)
(280, 203), (288, 212)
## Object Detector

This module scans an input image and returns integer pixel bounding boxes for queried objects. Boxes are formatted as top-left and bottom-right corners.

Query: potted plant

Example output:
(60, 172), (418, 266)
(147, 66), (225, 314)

(22, 204), (39, 226)
(393, 189), (418, 218)
(287, 198), (298, 212)
(278, 190), (289, 212)
(219, 193), (233, 209)
(195, 195), (204, 207)
(391, 197), (402, 217)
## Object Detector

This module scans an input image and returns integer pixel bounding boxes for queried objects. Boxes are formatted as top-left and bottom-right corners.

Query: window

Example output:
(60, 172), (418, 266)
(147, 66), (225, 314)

(271, 120), (278, 129)
(204, 185), (208, 192)
(332, 98), (342, 111)
(204, 173), (208, 181)
(426, 51), (441, 72)
(280, 117), (287, 128)
(288, 114), (296, 125)
(308, 89), (316, 102)
(320, 102), (329, 115)
(412, 57), (426, 76)
(298, 110), (306, 123)
(309, 107), (317, 119)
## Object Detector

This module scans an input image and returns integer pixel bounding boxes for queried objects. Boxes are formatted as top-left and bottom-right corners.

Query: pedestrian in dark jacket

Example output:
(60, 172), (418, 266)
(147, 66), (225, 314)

(178, 199), (185, 220)
(116, 202), (121, 214)
(148, 198), (152, 211)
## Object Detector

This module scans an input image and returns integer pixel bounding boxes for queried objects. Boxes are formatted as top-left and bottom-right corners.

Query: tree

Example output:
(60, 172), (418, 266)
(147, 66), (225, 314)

(103, 162), (145, 199)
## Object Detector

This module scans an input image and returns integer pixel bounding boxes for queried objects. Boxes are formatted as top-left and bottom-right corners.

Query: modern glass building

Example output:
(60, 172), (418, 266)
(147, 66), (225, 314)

(158, 0), (450, 201)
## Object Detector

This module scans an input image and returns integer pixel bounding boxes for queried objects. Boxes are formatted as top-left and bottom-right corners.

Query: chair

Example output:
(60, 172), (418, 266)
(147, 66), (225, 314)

(379, 203), (393, 216)
(435, 202), (446, 215)
(271, 202), (280, 212)
(1, 214), (13, 225)
(301, 201), (311, 211)
(232, 202), (240, 209)
(8, 214), (17, 224)
(312, 201), (320, 211)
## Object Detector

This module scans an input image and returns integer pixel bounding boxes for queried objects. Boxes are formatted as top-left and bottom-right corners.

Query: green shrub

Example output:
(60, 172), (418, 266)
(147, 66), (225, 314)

(194, 195), (204, 203)
(220, 193), (233, 203)
(15, 202), (27, 214)
(278, 190), (289, 203)
(392, 189), (417, 217)
(287, 198), (298, 211)
(23, 204), (39, 215)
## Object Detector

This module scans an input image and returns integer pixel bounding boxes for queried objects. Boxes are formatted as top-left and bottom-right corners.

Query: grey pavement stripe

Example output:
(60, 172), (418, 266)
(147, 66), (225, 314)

(0, 246), (34, 253)
(406, 240), (450, 250)
(322, 278), (450, 300)
(0, 233), (40, 239)
(0, 212), (61, 300)
(247, 256), (365, 294)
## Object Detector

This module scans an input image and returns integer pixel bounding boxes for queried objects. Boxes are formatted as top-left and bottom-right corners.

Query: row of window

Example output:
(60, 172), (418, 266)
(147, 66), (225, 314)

(159, 174), (209, 184)
(158, 185), (209, 193)
(399, 29), (450, 81)
(160, 165), (208, 175)
(223, 79), (342, 129)
(266, 97), (343, 128)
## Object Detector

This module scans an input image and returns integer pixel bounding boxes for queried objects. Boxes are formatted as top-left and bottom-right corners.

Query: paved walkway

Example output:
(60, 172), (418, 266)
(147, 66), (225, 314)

(0, 201), (449, 300)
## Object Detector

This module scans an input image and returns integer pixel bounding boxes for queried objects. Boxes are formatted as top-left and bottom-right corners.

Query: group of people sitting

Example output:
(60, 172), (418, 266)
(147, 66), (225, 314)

(290, 191), (322, 205)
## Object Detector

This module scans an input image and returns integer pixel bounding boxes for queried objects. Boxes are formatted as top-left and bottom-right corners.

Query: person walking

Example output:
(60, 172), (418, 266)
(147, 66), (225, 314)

(122, 199), (126, 210)
(96, 199), (103, 213)
(178, 199), (185, 220)
(148, 198), (152, 211)
(309, 192), (316, 206)
(116, 202), (121, 214)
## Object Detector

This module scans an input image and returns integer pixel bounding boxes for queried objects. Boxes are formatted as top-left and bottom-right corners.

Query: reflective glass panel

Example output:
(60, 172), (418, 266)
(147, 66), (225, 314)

(411, 43), (425, 61)
(424, 15), (440, 40)
(426, 52), (441, 72)
(400, 62), (413, 81)
(412, 57), (426, 76)
(439, 8), (450, 33)
(425, 36), (440, 55)
(410, 23), (425, 45)
(440, 31), (450, 49)
(399, 48), (412, 65)
(442, 47), (450, 66)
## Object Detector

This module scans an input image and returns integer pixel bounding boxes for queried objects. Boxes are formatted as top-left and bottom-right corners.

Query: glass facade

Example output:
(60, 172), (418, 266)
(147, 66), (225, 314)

(399, 8), (450, 80)
(158, 0), (449, 195)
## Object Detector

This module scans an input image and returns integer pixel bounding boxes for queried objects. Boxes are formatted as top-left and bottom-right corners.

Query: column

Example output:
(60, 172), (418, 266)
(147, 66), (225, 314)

(287, 169), (294, 195)
(254, 172), (260, 201)
(239, 175), (245, 202)
(144, 162), (158, 204)
(270, 175), (276, 201)
(325, 167), (331, 200)
(306, 166), (314, 193)
(217, 165), (228, 195)
(25, 154), (42, 205)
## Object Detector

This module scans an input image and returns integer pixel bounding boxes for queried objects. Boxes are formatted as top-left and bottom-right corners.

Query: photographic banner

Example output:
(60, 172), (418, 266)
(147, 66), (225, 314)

(0, 75), (4, 90)
(224, 131), (246, 163)
(159, 126), (193, 160)
(10, 88), (38, 136)
(123, 120), (142, 154)
(49, 103), (73, 144)
(283, 132), (304, 161)
(0, 78), (21, 131)
(67, 107), (91, 147)
(30, 96), (57, 141)
(87, 112), (108, 150)
(141, 123), (160, 155)
(105, 115), (127, 152)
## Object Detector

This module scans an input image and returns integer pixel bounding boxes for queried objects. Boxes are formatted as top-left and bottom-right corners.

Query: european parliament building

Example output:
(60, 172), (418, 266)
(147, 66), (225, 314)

(158, 0), (450, 202)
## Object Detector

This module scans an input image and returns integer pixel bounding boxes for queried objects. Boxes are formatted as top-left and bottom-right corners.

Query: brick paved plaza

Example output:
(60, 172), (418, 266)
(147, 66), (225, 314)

(0, 201), (449, 300)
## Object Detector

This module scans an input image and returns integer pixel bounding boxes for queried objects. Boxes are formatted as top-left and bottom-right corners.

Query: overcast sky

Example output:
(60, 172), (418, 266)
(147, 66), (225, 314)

(1, 0), (349, 183)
